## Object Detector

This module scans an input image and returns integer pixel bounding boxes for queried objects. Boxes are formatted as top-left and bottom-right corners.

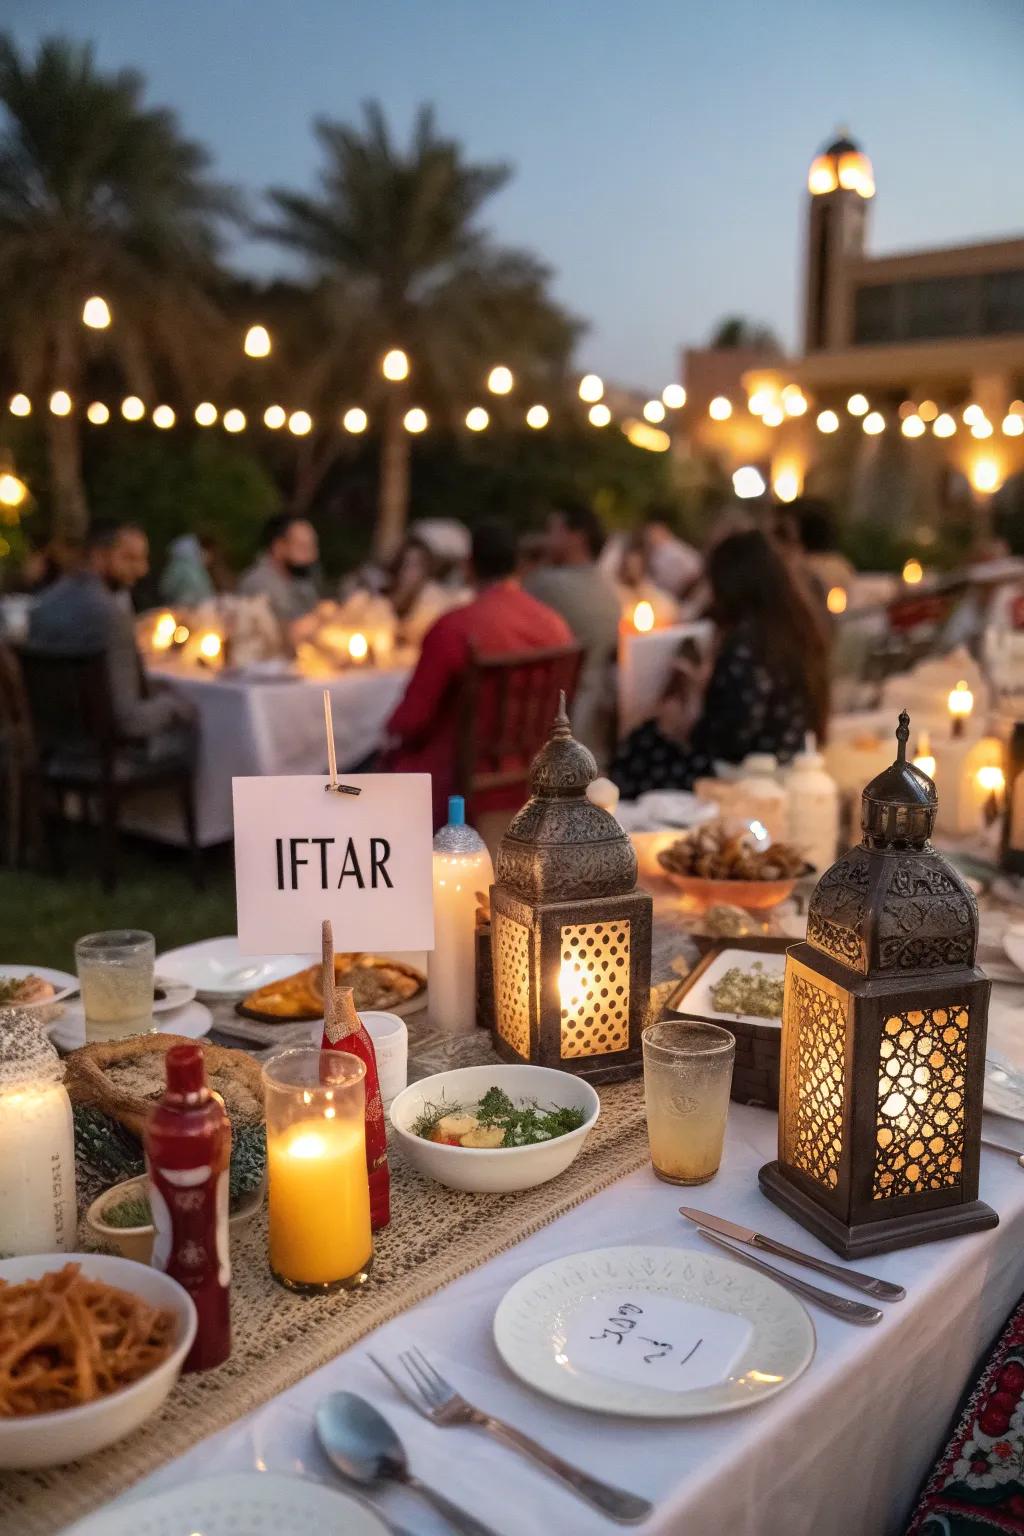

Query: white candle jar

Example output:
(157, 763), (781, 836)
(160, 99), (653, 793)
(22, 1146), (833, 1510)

(0, 1011), (77, 1256)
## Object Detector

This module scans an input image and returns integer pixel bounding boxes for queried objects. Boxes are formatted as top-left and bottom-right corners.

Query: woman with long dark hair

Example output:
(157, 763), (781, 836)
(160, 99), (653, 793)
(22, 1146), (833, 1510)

(611, 529), (830, 799)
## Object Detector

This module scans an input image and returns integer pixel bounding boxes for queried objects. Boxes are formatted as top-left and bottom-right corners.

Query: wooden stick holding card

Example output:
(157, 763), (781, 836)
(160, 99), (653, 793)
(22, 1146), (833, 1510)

(319, 918), (391, 1230)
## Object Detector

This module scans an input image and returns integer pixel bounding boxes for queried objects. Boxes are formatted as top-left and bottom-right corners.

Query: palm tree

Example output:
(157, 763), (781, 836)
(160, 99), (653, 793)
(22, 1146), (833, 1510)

(0, 36), (240, 537)
(708, 315), (781, 352)
(264, 103), (578, 560)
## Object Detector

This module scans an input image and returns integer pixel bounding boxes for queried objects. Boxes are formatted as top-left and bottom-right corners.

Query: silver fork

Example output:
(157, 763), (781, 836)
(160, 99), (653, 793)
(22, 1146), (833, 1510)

(369, 1347), (652, 1525)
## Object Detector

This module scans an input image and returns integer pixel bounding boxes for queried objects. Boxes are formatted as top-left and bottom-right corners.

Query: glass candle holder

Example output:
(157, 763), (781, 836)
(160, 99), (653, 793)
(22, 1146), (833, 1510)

(75, 929), (155, 1041)
(642, 1021), (735, 1185)
(263, 1048), (372, 1293)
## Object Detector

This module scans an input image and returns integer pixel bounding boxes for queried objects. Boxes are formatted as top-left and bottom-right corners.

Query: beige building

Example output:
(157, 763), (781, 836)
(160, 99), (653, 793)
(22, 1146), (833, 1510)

(678, 135), (1024, 526)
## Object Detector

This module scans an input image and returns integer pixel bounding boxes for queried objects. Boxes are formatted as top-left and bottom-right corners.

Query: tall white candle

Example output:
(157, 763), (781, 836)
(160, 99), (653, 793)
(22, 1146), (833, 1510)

(0, 1015), (77, 1256)
(429, 797), (494, 1033)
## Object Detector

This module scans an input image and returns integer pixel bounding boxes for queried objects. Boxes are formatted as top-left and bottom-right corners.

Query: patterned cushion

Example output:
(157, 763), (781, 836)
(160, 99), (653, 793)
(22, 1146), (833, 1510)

(906, 1294), (1024, 1534)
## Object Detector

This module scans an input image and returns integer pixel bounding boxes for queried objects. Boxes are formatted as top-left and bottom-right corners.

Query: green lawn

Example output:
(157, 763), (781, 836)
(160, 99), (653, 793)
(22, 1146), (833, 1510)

(0, 835), (237, 970)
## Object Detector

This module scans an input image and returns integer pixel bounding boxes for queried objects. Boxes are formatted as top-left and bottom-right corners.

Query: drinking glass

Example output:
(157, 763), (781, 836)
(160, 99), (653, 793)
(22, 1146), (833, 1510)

(263, 1048), (372, 1293)
(642, 1021), (735, 1185)
(75, 930), (155, 1041)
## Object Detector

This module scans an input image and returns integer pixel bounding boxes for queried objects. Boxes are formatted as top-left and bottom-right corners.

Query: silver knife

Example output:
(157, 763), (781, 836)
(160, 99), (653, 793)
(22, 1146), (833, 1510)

(982, 1136), (1024, 1167)
(696, 1228), (884, 1325)
(680, 1207), (905, 1301)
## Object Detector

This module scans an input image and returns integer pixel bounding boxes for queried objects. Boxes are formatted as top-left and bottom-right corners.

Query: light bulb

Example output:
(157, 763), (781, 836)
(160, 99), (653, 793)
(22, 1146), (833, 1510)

(487, 365), (513, 395)
(82, 296), (111, 329)
(343, 407), (368, 433)
(403, 407), (427, 433)
(578, 374), (604, 403)
(244, 324), (271, 358)
(382, 348), (409, 381)
(525, 404), (549, 429)
(465, 406), (489, 431)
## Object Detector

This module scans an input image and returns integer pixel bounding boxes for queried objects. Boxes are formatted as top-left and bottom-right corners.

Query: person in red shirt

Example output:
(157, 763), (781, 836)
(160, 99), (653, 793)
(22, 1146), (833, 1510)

(384, 521), (573, 829)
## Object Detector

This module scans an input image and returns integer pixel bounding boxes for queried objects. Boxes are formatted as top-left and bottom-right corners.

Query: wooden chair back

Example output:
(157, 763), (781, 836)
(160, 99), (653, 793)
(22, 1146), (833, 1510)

(15, 649), (117, 772)
(455, 643), (583, 813)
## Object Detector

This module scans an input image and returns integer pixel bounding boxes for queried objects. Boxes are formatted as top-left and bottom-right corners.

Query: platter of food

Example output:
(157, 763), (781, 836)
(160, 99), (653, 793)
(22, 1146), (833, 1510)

(236, 951), (425, 1023)
(0, 1255), (195, 1468)
(390, 1064), (600, 1192)
(656, 823), (809, 912)
(674, 946), (787, 1030)
(0, 965), (78, 1008)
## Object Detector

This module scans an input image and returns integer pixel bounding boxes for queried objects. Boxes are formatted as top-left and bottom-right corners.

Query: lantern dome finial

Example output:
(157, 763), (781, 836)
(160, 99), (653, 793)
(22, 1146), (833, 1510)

(494, 698), (639, 901)
(860, 711), (937, 849)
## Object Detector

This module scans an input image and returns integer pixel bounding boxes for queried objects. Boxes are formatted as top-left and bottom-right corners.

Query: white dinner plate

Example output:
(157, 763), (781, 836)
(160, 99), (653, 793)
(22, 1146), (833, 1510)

(152, 976), (197, 1013)
(493, 1245), (815, 1418)
(156, 937), (312, 999)
(47, 1000), (212, 1053)
(65, 1472), (391, 1536)
(0, 964), (78, 1007)
(677, 947), (786, 1030)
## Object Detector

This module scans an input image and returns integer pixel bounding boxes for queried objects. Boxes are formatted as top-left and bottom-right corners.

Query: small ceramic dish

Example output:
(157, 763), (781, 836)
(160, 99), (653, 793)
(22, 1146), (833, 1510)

(86, 1174), (264, 1264)
(389, 1063), (599, 1193)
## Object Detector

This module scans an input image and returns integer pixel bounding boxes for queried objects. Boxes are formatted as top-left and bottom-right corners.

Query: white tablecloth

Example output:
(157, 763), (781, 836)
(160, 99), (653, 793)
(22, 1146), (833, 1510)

(124, 665), (410, 846)
(93, 1101), (1024, 1536)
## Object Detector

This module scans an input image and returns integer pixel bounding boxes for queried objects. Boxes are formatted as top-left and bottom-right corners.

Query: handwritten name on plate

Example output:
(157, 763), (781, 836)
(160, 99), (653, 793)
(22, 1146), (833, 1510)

(565, 1294), (752, 1391)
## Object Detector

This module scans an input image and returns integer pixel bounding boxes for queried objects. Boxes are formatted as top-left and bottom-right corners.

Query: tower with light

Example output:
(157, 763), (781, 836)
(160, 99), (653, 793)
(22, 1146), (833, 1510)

(804, 133), (875, 354)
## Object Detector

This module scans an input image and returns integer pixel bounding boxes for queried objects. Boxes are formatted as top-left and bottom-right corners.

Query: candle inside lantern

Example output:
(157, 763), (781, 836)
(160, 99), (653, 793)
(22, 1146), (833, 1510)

(348, 631), (369, 664)
(912, 731), (936, 779)
(947, 680), (974, 739)
(263, 1048), (372, 1292)
(826, 586), (848, 616)
(152, 611), (176, 650)
(632, 600), (655, 633)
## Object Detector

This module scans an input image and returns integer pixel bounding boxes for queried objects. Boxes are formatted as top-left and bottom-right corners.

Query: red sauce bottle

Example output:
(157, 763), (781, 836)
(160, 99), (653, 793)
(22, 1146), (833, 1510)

(144, 1043), (231, 1372)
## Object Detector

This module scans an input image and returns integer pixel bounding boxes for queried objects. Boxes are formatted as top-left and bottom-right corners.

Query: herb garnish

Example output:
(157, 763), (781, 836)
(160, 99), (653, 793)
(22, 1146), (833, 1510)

(411, 1085), (586, 1147)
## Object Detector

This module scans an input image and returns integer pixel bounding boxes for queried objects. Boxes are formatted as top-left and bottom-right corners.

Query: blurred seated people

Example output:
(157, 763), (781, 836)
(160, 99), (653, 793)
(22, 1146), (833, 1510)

(614, 531), (679, 627)
(26, 521), (194, 754)
(641, 505), (702, 600)
(789, 498), (855, 604)
(384, 520), (572, 829)
(611, 529), (829, 799)
(388, 535), (463, 648)
(239, 513), (320, 640)
(524, 497), (621, 760)
(675, 504), (757, 621)
(160, 532), (216, 607)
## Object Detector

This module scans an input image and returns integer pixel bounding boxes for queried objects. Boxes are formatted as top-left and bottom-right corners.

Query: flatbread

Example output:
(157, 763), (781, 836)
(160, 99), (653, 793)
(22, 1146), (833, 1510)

(237, 953), (424, 1023)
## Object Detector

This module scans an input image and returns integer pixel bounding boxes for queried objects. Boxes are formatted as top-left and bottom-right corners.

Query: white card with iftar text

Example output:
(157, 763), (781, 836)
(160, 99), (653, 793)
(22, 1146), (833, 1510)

(232, 774), (435, 955)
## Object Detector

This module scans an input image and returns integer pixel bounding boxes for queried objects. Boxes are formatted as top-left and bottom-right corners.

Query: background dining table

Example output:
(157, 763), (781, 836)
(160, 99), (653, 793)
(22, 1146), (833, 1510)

(122, 661), (411, 847)
(85, 892), (1024, 1536)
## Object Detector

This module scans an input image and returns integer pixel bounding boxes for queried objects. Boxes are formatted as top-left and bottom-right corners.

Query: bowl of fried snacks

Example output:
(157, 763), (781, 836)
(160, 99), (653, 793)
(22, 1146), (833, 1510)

(0, 1256), (195, 1467)
(656, 822), (810, 912)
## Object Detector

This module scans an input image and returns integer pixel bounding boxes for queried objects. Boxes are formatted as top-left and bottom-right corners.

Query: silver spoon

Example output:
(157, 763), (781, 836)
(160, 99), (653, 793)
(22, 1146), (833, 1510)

(316, 1390), (501, 1536)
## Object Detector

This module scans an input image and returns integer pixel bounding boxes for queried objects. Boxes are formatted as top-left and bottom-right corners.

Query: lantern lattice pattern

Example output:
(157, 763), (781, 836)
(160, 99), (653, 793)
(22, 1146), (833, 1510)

(874, 1005), (968, 1198)
(489, 696), (652, 1082)
(761, 712), (996, 1258)
(784, 973), (846, 1190)
(494, 914), (531, 1059)
(559, 921), (631, 1059)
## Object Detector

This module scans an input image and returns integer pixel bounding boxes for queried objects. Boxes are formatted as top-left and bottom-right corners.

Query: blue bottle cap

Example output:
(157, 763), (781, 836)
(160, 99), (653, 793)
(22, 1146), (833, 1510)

(448, 795), (466, 826)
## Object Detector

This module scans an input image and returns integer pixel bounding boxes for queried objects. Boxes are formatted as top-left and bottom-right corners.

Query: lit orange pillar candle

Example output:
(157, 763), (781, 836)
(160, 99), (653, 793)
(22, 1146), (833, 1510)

(263, 1046), (372, 1293)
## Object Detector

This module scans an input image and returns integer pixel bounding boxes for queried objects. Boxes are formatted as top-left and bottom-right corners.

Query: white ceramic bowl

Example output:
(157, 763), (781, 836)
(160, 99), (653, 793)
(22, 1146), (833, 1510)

(389, 1063), (600, 1193)
(0, 1252), (196, 1469)
(1003, 924), (1024, 976)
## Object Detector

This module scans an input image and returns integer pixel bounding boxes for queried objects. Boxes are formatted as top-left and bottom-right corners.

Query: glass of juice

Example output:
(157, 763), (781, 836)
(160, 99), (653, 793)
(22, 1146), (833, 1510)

(642, 1021), (735, 1185)
(75, 929), (155, 1041)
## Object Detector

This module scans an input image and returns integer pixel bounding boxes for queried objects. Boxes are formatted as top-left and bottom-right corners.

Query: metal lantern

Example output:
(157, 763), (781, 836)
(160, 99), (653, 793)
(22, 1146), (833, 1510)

(490, 695), (652, 1083)
(760, 712), (996, 1258)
